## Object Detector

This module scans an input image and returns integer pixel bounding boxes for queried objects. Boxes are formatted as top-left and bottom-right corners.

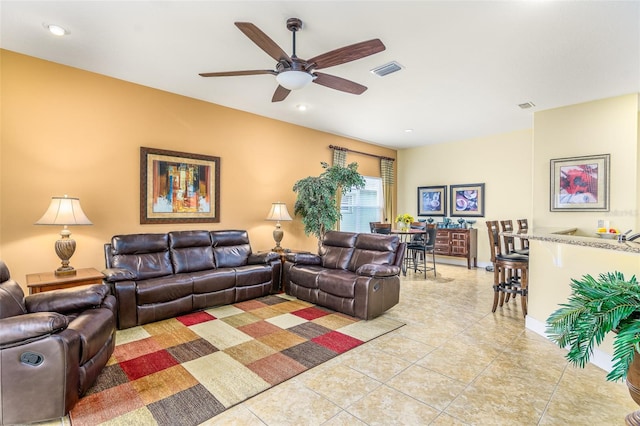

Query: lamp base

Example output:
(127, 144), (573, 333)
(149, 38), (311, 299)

(55, 266), (77, 277)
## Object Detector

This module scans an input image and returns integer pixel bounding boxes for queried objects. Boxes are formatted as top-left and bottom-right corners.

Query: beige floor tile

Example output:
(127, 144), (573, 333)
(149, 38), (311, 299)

(365, 332), (435, 363)
(321, 411), (367, 426)
(386, 364), (467, 410)
(301, 363), (382, 407)
(346, 385), (440, 425)
(336, 345), (412, 382)
(243, 380), (341, 425)
(199, 404), (266, 426)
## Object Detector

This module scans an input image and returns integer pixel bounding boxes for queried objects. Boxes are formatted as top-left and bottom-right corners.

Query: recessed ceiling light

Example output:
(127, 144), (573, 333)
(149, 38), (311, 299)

(296, 104), (307, 111)
(44, 24), (69, 36)
(404, 129), (413, 133)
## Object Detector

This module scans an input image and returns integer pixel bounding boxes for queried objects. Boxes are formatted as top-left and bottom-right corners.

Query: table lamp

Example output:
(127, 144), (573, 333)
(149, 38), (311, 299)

(35, 195), (93, 276)
(266, 202), (293, 252)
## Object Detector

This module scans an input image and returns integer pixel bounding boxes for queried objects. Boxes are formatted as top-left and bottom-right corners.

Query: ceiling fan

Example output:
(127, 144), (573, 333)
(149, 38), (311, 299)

(199, 18), (386, 102)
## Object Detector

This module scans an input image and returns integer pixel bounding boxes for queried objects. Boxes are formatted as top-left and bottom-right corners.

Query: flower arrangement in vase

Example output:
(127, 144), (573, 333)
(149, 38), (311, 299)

(395, 213), (415, 231)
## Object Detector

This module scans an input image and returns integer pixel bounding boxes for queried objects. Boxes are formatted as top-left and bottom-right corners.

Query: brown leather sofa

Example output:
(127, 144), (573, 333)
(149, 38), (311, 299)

(283, 231), (405, 319)
(103, 230), (281, 329)
(0, 260), (116, 425)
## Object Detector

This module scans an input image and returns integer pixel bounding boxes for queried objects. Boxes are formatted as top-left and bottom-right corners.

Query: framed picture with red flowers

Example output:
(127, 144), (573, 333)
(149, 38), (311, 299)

(550, 154), (610, 212)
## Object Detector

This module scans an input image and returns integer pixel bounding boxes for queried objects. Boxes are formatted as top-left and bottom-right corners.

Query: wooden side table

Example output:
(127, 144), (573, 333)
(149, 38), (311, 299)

(26, 267), (105, 295)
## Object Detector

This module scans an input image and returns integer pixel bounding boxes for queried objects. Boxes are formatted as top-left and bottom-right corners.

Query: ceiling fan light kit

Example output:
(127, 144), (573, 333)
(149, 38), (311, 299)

(200, 17), (386, 102)
(276, 70), (314, 90)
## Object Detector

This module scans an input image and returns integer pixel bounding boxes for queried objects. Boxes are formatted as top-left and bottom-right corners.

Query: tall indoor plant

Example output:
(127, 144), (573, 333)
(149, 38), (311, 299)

(546, 271), (640, 383)
(292, 161), (365, 248)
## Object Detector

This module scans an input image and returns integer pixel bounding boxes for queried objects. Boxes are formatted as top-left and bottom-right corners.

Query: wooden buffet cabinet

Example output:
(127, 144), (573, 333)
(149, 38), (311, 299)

(434, 228), (478, 269)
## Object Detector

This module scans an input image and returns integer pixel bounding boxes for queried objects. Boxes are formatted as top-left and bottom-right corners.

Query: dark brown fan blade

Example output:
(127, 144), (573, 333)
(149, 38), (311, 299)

(199, 70), (276, 77)
(235, 22), (291, 63)
(272, 85), (291, 102)
(307, 39), (385, 70)
(312, 72), (367, 95)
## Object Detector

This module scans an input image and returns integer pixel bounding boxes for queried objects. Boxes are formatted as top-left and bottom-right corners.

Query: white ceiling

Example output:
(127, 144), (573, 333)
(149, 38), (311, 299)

(1, 1), (639, 149)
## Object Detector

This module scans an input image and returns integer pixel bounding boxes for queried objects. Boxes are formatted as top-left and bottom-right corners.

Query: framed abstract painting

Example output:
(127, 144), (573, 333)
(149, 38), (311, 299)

(140, 147), (220, 224)
(449, 183), (485, 217)
(417, 185), (446, 217)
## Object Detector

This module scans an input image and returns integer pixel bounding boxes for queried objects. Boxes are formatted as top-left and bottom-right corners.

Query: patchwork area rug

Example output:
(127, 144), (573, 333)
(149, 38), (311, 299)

(70, 294), (404, 425)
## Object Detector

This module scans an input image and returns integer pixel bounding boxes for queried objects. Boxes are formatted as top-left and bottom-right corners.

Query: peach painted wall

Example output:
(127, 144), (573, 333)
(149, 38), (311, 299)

(0, 50), (396, 288)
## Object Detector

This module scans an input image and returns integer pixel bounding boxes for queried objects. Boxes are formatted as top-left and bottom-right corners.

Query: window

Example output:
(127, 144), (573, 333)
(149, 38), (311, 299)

(340, 176), (383, 233)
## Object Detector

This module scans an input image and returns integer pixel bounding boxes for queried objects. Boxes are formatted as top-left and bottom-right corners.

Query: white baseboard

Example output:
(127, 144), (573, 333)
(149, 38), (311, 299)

(526, 316), (614, 373)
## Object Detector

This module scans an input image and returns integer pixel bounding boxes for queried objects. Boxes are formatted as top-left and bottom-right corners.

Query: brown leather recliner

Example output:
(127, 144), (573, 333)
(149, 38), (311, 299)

(283, 231), (405, 319)
(0, 260), (116, 425)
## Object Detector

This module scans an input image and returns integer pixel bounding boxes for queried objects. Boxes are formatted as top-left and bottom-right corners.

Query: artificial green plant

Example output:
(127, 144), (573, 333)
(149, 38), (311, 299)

(546, 271), (640, 381)
(292, 161), (365, 246)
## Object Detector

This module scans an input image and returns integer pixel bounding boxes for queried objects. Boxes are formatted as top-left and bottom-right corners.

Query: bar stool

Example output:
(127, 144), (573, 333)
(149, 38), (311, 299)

(486, 220), (529, 317)
(517, 218), (529, 250)
(500, 220), (529, 256)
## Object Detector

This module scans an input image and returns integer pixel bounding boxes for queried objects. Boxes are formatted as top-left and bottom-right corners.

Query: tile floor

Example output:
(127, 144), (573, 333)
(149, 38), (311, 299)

(38, 263), (637, 425)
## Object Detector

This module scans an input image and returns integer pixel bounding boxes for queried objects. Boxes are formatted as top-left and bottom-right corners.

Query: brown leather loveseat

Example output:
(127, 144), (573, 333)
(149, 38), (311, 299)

(103, 230), (281, 329)
(0, 260), (116, 425)
(283, 231), (405, 320)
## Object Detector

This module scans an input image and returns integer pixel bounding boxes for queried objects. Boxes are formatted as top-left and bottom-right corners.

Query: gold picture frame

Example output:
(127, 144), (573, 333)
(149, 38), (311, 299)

(140, 147), (220, 224)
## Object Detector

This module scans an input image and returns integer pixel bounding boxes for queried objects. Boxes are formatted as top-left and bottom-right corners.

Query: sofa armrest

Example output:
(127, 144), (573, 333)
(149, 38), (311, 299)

(356, 264), (400, 278)
(248, 251), (280, 264)
(285, 252), (321, 265)
(0, 312), (68, 347)
(25, 284), (111, 315)
(102, 267), (136, 282)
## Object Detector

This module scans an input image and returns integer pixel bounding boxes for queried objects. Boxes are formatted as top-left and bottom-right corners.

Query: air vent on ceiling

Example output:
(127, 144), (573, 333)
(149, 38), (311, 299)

(370, 61), (403, 77)
(518, 102), (536, 109)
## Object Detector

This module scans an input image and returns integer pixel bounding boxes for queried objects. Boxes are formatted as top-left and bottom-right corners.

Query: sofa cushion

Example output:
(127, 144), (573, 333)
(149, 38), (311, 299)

(110, 234), (173, 280)
(190, 269), (236, 294)
(317, 270), (356, 298)
(235, 265), (273, 288)
(169, 230), (215, 273)
(348, 233), (399, 272)
(136, 274), (193, 305)
(320, 231), (357, 270)
(287, 265), (324, 289)
(211, 231), (251, 268)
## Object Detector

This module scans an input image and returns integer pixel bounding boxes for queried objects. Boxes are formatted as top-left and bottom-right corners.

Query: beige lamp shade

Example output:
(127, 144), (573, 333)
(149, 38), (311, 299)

(36, 195), (93, 276)
(266, 202), (292, 252)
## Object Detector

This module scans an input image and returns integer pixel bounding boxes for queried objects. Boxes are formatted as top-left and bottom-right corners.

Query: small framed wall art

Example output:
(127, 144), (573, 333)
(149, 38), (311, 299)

(450, 183), (485, 217)
(550, 154), (610, 212)
(417, 185), (447, 217)
(140, 147), (220, 224)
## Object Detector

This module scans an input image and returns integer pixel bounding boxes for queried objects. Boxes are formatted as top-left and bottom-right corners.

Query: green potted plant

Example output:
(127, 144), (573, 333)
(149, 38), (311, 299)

(292, 161), (365, 248)
(546, 271), (640, 384)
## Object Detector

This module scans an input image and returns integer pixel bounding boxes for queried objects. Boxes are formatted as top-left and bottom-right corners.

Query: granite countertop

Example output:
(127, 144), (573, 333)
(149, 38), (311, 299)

(501, 227), (640, 254)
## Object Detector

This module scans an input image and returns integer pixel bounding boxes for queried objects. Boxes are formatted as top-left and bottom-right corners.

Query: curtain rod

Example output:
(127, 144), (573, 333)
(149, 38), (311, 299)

(329, 145), (395, 162)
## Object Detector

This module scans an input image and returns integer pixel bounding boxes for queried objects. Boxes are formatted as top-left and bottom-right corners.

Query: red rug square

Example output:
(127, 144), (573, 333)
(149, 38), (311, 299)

(119, 349), (179, 381)
(176, 311), (216, 326)
(292, 306), (331, 320)
(312, 331), (363, 353)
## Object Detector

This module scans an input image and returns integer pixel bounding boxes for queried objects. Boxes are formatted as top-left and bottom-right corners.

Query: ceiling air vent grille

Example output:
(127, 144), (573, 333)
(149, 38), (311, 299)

(370, 61), (403, 77)
(518, 102), (536, 109)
